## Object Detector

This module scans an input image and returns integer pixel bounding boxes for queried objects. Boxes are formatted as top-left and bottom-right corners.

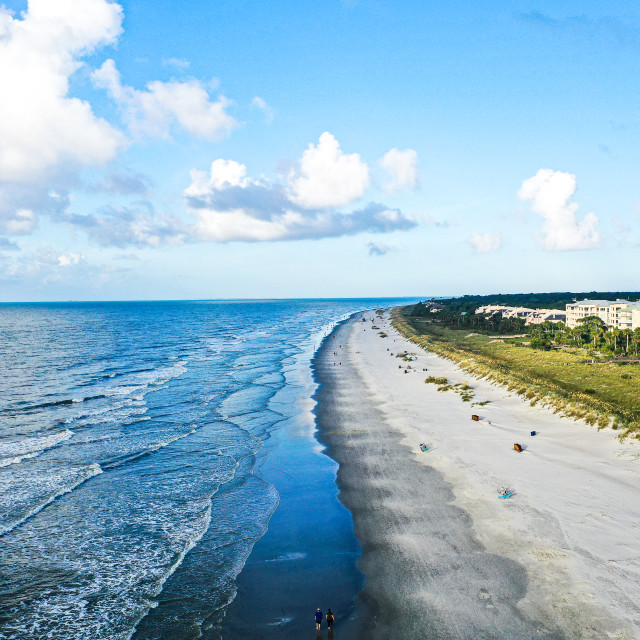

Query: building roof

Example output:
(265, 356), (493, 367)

(567, 299), (629, 308)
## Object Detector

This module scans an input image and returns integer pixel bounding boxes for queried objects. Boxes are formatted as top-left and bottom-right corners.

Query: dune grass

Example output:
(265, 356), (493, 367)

(392, 307), (640, 438)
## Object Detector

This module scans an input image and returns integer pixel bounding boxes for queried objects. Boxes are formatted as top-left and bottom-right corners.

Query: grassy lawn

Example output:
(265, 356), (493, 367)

(393, 309), (640, 437)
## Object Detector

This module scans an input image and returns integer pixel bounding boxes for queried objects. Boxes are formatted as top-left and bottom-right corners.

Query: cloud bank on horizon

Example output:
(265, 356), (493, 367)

(0, 0), (632, 298)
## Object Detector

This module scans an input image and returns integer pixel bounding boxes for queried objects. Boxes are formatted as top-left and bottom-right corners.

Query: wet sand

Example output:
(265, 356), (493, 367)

(313, 313), (640, 639)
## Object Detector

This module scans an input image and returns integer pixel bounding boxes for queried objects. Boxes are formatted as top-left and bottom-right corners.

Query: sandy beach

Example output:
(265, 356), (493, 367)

(314, 311), (640, 639)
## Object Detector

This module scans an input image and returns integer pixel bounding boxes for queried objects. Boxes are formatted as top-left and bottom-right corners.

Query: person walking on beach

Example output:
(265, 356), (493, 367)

(326, 608), (334, 630)
(315, 608), (323, 630)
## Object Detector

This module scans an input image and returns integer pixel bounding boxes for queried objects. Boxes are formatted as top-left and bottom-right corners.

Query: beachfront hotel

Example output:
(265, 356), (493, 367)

(565, 299), (640, 330)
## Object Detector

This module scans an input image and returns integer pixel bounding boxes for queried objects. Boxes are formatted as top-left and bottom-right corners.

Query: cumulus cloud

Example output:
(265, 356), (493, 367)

(0, 0), (125, 184)
(0, 184), (71, 237)
(518, 169), (601, 250)
(379, 148), (420, 192)
(0, 0), (128, 236)
(287, 132), (370, 209)
(92, 59), (237, 141)
(191, 193), (414, 243)
(184, 135), (415, 243)
(467, 231), (502, 254)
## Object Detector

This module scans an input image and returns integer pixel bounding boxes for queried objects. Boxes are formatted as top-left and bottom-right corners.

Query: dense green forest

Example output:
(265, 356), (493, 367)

(419, 291), (640, 314)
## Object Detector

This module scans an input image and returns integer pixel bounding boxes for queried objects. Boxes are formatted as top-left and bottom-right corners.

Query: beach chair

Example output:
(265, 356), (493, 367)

(513, 443), (523, 452)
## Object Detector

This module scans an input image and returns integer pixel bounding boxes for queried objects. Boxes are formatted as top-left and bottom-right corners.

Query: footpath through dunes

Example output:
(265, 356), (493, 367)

(315, 314), (640, 640)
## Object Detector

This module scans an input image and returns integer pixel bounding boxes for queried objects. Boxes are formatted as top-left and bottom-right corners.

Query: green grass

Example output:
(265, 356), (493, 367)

(393, 307), (640, 438)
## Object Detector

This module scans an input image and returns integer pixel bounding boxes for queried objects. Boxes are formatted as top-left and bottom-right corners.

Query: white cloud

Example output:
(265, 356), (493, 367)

(185, 159), (249, 195)
(92, 59), (236, 141)
(63, 201), (188, 248)
(3, 209), (38, 235)
(191, 198), (413, 243)
(518, 168), (601, 250)
(183, 136), (415, 243)
(379, 148), (420, 192)
(367, 240), (394, 256)
(162, 57), (190, 70)
(0, 246), (86, 281)
(251, 96), (275, 124)
(0, 0), (125, 184)
(467, 231), (502, 254)
(287, 132), (370, 209)
(57, 252), (85, 267)
(0, 0), (127, 237)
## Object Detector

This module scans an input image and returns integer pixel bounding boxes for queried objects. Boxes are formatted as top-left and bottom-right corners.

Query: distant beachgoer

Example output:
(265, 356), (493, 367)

(499, 486), (507, 496)
(326, 608), (334, 629)
(315, 608), (323, 629)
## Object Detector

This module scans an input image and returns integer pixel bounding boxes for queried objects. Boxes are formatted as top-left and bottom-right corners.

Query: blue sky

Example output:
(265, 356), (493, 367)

(1, 0), (639, 301)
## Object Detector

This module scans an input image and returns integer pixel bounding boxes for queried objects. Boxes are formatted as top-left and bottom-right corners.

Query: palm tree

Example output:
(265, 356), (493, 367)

(633, 328), (640, 356)
(622, 329), (632, 356)
(612, 328), (621, 353)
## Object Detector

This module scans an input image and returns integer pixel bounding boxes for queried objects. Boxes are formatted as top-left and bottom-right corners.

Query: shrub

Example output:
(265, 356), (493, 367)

(425, 376), (448, 385)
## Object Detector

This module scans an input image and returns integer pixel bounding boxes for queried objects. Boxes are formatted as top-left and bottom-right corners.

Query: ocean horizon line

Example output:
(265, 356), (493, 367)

(0, 296), (425, 305)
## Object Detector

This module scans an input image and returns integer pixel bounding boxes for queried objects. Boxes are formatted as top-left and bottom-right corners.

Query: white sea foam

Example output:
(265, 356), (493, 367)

(265, 551), (307, 562)
(0, 462), (102, 535)
(0, 428), (73, 467)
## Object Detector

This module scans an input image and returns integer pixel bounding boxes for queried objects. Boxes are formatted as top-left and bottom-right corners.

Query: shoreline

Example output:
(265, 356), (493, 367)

(221, 318), (363, 639)
(315, 311), (640, 639)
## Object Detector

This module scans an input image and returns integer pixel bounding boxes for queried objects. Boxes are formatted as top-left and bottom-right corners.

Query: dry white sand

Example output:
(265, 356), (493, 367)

(344, 311), (640, 639)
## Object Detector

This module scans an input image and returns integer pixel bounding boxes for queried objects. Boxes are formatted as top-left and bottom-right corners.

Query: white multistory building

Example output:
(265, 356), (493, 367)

(565, 299), (640, 330)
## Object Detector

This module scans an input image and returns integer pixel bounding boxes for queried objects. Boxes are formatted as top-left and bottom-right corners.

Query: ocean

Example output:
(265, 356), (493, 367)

(0, 299), (416, 639)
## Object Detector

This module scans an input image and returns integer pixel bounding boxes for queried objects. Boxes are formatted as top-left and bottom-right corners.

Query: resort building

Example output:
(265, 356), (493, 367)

(475, 305), (565, 325)
(475, 305), (512, 316)
(502, 307), (535, 320)
(565, 299), (640, 330)
(526, 310), (567, 325)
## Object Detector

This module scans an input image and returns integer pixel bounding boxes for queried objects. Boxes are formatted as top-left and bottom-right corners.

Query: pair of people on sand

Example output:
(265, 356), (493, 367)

(315, 607), (334, 630)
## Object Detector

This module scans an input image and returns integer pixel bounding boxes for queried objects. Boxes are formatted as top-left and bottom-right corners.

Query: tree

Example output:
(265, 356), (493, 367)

(633, 328), (640, 356)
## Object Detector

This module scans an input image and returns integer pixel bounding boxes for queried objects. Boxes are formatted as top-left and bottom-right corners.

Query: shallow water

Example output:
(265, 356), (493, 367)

(0, 299), (415, 639)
